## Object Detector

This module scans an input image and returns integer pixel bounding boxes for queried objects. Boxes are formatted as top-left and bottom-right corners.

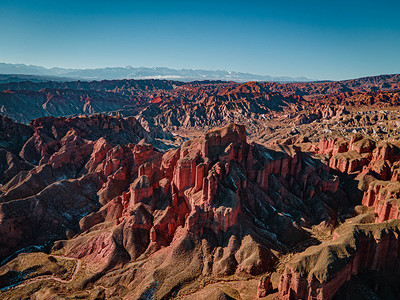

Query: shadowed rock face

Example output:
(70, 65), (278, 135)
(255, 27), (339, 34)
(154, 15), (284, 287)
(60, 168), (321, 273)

(0, 115), (157, 259)
(278, 220), (400, 300)
(0, 116), (33, 154)
(316, 132), (400, 223)
(0, 89), (134, 124)
(275, 131), (400, 300)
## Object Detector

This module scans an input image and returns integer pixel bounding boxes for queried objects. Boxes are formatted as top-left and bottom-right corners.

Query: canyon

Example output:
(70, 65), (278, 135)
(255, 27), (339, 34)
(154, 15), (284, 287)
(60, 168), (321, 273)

(0, 74), (400, 299)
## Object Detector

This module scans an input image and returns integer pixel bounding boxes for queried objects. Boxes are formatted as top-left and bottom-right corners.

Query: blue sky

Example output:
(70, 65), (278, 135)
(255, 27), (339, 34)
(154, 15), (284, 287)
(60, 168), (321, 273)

(1, 0), (399, 80)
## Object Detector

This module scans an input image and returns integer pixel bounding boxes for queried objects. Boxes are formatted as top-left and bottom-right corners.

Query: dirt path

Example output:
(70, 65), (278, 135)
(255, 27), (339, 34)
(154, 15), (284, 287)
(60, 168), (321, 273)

(0, 255), (81, 292)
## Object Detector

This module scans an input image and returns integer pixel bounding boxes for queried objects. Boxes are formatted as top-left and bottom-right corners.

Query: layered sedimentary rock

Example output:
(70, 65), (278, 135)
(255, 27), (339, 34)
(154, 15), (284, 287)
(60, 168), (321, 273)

(2, 76), (400, 147)
(316, 132), (400, 224)
(278, 220), (400, 300)
(274, 129), (400, 300)
(0, 118), (349, 299)
(0, 115), (159, 259)
(362, 180), (400, 222)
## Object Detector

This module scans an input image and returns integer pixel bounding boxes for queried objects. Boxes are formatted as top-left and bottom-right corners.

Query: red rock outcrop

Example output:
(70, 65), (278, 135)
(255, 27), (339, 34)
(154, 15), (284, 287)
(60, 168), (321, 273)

(361, 180), (400, 222)
(278, 220), (400, 300)
(0, 117), (377, 299)
(0, 115), (158, 259)
(314, 132), (400, 225)
(129, 175), (153, 206)
(271, 128), (400, 300)
(257, 275), (272, 297)
(53, 122), (345, 292)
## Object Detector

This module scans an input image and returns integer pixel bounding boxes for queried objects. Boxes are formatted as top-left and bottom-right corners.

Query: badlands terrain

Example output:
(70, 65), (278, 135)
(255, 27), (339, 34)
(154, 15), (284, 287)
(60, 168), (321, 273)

(0, 74), (400, 299)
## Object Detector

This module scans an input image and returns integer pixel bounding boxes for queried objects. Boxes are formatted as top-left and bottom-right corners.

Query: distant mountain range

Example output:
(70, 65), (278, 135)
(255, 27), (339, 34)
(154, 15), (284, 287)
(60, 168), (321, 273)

(0, 62), (311, 82)
(0, 73), (81, 84)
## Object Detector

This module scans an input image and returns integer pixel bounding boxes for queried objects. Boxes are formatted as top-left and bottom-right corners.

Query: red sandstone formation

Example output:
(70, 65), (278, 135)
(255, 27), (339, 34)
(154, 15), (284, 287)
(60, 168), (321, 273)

(1, 76), (400, 149)
(257, 275), (272, 297)
(362, 180), (400, 222)
(278, 220), (400, 300)
(0, 115), (157, 258)
(315, 132), (400, 224)
(0, 117), (351, 298)
(1, 74), (400, 298)
(270, 127), (400, 300)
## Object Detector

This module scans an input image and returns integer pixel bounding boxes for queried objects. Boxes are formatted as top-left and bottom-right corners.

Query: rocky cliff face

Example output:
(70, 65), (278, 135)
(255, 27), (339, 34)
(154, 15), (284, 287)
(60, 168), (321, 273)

(0, 118), (351, 298)
(0, 115), (160, 258)
(278, 220), (400, 300)
(316, 132), (400, 223)
(275, 130), (400, 300)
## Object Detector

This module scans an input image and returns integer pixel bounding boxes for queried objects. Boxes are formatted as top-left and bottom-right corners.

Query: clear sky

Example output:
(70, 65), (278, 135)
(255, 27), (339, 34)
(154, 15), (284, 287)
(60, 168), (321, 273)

(1, 0), (399, 80)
